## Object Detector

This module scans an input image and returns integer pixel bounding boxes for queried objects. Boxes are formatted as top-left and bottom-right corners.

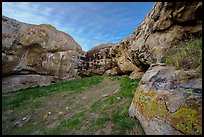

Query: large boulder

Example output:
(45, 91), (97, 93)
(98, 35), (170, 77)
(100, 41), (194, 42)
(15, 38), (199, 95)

(129, 66), (202, 135)
(2, 16), (84, 93)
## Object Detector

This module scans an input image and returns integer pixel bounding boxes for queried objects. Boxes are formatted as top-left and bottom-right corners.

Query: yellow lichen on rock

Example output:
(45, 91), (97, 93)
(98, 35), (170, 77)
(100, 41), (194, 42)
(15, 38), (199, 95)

(133, 90), (169, 122)
(172, 106), (202, 134)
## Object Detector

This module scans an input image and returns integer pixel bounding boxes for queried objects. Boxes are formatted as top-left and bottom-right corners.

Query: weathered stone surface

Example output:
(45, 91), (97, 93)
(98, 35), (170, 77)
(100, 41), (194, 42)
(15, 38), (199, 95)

(126, 2), (202, 135)
(104, 67), (122, 76)
(120, 2), (202, 67)
(129, 68), (144, 79)
(78, 43), (116, 76)
(78, 43), (143, 77)
(2, 75), (54, 93)
(129, 66), (202, 135)
(2, 16), (83, 93)
(112, 44), (138, 73)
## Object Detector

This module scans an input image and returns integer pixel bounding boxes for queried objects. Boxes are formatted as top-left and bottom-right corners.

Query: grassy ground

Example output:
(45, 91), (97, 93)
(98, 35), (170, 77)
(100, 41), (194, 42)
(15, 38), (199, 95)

(2, 76), (145, 135)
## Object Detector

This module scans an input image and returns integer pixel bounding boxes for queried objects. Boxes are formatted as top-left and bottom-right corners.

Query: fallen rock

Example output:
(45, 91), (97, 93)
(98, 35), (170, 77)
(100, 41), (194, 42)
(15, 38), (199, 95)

(129, 68), (145, 79)
(22, 117), (27, 121)
(102, 94), (109, 97)
(2, 74), (54, 93)
(48, 112), (52, 116)
(66, 107), (70, 110)
(78, 43), (117, 76)
(59, 112), (63, 115)
(82, 97), (87, 100)
(116, 97), (121, 100)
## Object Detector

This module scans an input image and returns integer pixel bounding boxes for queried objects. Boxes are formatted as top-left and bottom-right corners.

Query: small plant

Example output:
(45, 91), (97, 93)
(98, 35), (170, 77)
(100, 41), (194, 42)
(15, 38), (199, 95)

(164, 38), (202, 71)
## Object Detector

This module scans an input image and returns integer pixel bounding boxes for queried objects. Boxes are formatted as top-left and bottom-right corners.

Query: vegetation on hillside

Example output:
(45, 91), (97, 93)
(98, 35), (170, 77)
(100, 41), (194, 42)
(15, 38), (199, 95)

(164, 38), (202, 76)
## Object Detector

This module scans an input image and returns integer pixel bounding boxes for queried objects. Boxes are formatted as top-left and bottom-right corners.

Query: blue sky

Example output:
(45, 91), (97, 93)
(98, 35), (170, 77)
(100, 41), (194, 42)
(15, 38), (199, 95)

(2, 2), (154, 51)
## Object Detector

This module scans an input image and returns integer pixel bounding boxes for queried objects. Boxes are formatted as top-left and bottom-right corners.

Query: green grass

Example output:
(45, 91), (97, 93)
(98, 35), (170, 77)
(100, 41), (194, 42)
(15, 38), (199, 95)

(164, 38), (202, 71)
(88, 117), (112, 132)
(44, 76), (142, 135)
(59, 113), (85, 129)
(94, 117), (111, 125)
(90, 77), (140, 113)
(112, 103), (136, 135)
(2, 76), (144, 135)
(43, 111), (87, 135)
(89, 76), (143, 134)
(2, 76), (103, 111)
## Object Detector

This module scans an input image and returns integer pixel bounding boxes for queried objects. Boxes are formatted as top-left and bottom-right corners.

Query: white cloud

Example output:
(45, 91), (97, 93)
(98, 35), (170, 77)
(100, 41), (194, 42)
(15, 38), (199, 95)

(2, 2), (154, 51)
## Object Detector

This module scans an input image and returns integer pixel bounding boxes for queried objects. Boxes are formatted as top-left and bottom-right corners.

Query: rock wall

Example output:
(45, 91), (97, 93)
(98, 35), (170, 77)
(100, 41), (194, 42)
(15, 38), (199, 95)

(127, 2), (202, 135)
(120, 2), (202, 67)
(78, 43), (144, 78)
(79, 2), (202, 80)
(2, 16), (84, 93)
(78, 43), (118, 76)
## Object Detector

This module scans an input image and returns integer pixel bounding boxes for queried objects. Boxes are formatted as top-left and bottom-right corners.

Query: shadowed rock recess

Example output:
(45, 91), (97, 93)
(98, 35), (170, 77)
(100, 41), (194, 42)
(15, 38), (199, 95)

(2, 2), (202, 135)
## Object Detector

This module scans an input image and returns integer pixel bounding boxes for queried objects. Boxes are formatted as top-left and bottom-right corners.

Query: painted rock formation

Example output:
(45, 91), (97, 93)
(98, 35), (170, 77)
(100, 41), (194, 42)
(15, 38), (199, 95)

(2, 16), (84, 93)
(128, 2), (202, 135)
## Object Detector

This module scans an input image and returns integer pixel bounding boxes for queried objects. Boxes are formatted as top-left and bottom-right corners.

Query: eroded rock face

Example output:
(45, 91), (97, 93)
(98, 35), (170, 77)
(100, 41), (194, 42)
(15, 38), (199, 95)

(78, 43), (143, 77)
(120, 2), (202, 67)
(78, 43), (117, 76)
(127, 2), (202, 135)
(2, 16), (84, 93)
(129, 66), (202, 135)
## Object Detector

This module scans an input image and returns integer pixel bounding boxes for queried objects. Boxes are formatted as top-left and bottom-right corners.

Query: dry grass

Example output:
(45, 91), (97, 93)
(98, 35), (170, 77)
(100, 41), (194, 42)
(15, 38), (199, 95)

(164, 38), (202, 73)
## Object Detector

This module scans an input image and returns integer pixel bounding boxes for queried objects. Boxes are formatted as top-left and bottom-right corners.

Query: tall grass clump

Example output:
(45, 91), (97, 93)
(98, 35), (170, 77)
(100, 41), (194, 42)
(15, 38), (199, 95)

(165, 38), (202, 71)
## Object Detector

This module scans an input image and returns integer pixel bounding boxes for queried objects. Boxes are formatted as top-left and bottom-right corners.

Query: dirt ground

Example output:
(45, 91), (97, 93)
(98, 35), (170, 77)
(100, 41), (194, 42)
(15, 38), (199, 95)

(2, 77), (145, 135)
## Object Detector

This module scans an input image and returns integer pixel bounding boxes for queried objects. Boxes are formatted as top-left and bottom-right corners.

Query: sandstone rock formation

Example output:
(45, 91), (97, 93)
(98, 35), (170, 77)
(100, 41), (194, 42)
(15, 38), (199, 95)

(127, 2), (202, 135)
(120, 2), (202, 68)
(78, 43), (118, 76)
(2, 16), (84, 93)
(78, 43), (143, 78)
